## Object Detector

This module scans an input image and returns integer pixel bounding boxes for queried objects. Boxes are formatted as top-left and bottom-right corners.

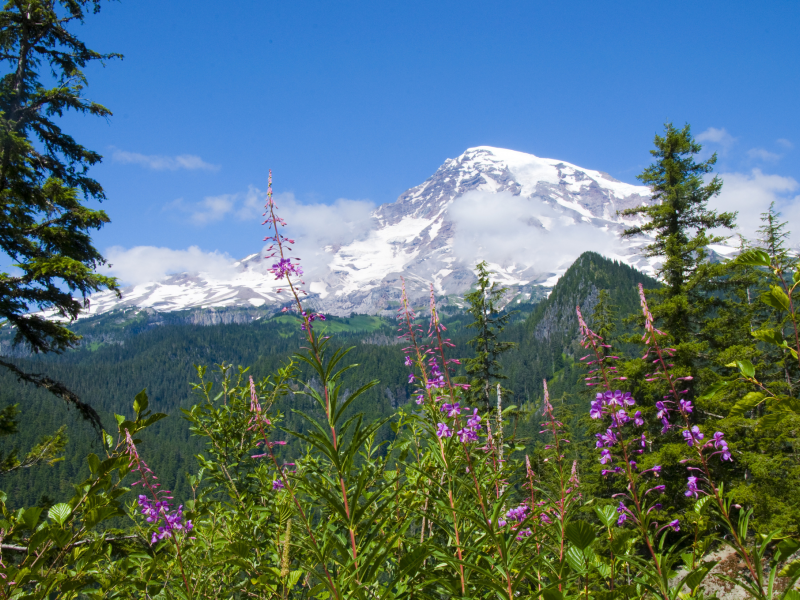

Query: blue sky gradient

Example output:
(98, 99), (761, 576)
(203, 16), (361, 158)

(59, 0), (800, 281)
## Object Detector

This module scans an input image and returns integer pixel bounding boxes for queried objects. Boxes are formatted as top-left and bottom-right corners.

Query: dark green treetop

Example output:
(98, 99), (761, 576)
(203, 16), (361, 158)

(621, 123), (736, 348)
(0, 0), (120, 428)
(463, 260), (516, 411)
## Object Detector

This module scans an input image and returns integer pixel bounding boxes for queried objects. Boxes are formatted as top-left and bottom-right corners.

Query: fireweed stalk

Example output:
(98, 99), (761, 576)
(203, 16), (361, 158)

(260, 172), (357, 595)
(403, 286), (539, 599)
(431, 288), (520, 599)
(579, 311), (676, 600)
(126, 430), (192, 598)
(635, 284), (762, 586)
(398, 281), (467, 594)
(540, 380), (579, 569)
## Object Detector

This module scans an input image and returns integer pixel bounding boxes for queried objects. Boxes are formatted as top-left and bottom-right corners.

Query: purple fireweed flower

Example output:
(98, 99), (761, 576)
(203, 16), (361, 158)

(615, 409), (630, 425)
(498, 519), (507, 527)
(467, 409), (482, 429)
(516, 528), (533, 540)
(685, 476), (700, 498)
(506, 505), (529, 523)
(597, 428), (617, 447)
(590, 399), (603, 419)
(457, 428), (478, 443)
(712, 432), (725, 448)
(539, 513), (552, 524)
(599, 449), (612, 464)
(656, 401), (669, 419)
(640, 434), (647, 448)
(616, 501), (628, 525)
(441, 402), (461, 417)
(717, 440), (732, 461)
(404, 356), (413, 367)
(273, 480), (285, 491)
(633, 410), (644, 426)
(668, 519), (680, 532)
(436, 423), (453, 438)
(408, 373), (416, 384)
(661, 417), (671, 434)
(679, 399), (693, 413)
(137, 496), (193, 545)
(682, 425), (704, 447)
(646, 485), (666, 495)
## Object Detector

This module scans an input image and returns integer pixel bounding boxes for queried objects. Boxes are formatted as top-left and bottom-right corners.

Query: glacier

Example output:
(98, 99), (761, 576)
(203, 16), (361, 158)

(83, 146), (668, 318)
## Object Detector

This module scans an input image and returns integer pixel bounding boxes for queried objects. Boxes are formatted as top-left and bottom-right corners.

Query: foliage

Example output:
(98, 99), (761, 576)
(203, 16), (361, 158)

(0, 0), (120, 428)
(0, 168), (796, 599)
(463, 260), (516, 410)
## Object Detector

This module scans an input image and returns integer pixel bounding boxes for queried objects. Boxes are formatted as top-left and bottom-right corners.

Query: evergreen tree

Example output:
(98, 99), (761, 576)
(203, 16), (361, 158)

(0, 0), (120, 427)
(463, 261), (516, 411)
(621, 123), (736, 354)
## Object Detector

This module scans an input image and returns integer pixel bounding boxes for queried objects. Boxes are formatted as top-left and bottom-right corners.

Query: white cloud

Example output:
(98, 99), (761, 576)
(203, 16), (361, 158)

(101, 245), (236, 285)
(449, 190), (626, 273)
(259, 191), (376, 277)
(696, 127), (737, 152)
(711, 169), (800, 242)
(112, 149), (220, 172)
(747, 147), (782, 162)
(777, 138), (794, 149)
(164, 194), (237, 225)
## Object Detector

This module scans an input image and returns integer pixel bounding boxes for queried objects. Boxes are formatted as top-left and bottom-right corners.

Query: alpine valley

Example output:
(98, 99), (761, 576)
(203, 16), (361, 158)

(83, 146), (700, 319)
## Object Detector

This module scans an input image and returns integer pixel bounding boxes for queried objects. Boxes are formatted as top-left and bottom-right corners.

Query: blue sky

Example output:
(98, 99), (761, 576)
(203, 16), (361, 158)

(61, 0), (800, 284)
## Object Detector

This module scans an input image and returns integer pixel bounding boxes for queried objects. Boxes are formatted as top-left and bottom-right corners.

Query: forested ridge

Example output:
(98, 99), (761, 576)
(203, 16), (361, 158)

(0, 252), (653, 507)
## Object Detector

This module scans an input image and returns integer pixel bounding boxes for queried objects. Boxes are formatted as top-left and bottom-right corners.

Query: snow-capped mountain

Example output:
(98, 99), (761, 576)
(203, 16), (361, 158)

(84, 146), (664, 317)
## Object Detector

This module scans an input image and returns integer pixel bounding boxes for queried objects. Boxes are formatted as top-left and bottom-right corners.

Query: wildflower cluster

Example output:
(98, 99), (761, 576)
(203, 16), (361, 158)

(137, 496), (193, 544)
(436, 403), (482, 442)
(263, 171), (305, 296)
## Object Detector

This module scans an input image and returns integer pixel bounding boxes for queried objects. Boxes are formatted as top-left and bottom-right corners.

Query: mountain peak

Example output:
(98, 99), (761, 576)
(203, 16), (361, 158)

(84, 147), (658, 319)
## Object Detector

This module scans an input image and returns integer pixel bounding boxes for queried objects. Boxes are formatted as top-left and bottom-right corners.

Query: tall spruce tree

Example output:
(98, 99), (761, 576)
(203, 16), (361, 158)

(463, 261), (516, 411)
(621, 123), (736, 365)
(0, 0), (120, 428)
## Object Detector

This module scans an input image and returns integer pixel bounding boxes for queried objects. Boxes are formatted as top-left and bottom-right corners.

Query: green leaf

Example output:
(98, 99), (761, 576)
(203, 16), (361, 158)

(565, 546), (586, 572)
(48, 503), (71, 526)
(762, 286), (791, 312)
(21, 506), (43, 530)
(542, 588), (564, 600)
(783, 590), (800, 600)
(133, 389), (149, 418)
(737, 360), (756, 379)
(685, 561), (717, 590)
(694, 496), (713, 514)
(737, 248), (771, 267)
(594, 505), (616, 528)
(738, 249), (772, 267)
(50, 527), (72, 548)
(729, 392), (764, 417)
(566, 520), (596, 550)
(87, 453), (100, 475)
(777, 538), (800, 561)
(753, 328), (785, 346)
(779, 559), (800, 578)
(698, 381), (729, 402)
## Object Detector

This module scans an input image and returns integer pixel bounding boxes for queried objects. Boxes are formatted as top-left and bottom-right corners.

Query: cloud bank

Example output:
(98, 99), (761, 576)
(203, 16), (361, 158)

(711, 169), (800, 243)
(448, 190), (627, 274)
(112, 149), (220, 172)
(101, 246), (236, 285)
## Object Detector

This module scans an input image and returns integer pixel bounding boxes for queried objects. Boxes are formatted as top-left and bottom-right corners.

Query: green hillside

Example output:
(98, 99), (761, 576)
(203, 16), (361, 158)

(0, 252), (656, 507)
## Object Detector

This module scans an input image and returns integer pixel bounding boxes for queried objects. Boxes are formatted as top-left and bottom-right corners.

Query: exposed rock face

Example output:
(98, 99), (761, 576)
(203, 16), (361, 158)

(81, 146), (661, 318)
